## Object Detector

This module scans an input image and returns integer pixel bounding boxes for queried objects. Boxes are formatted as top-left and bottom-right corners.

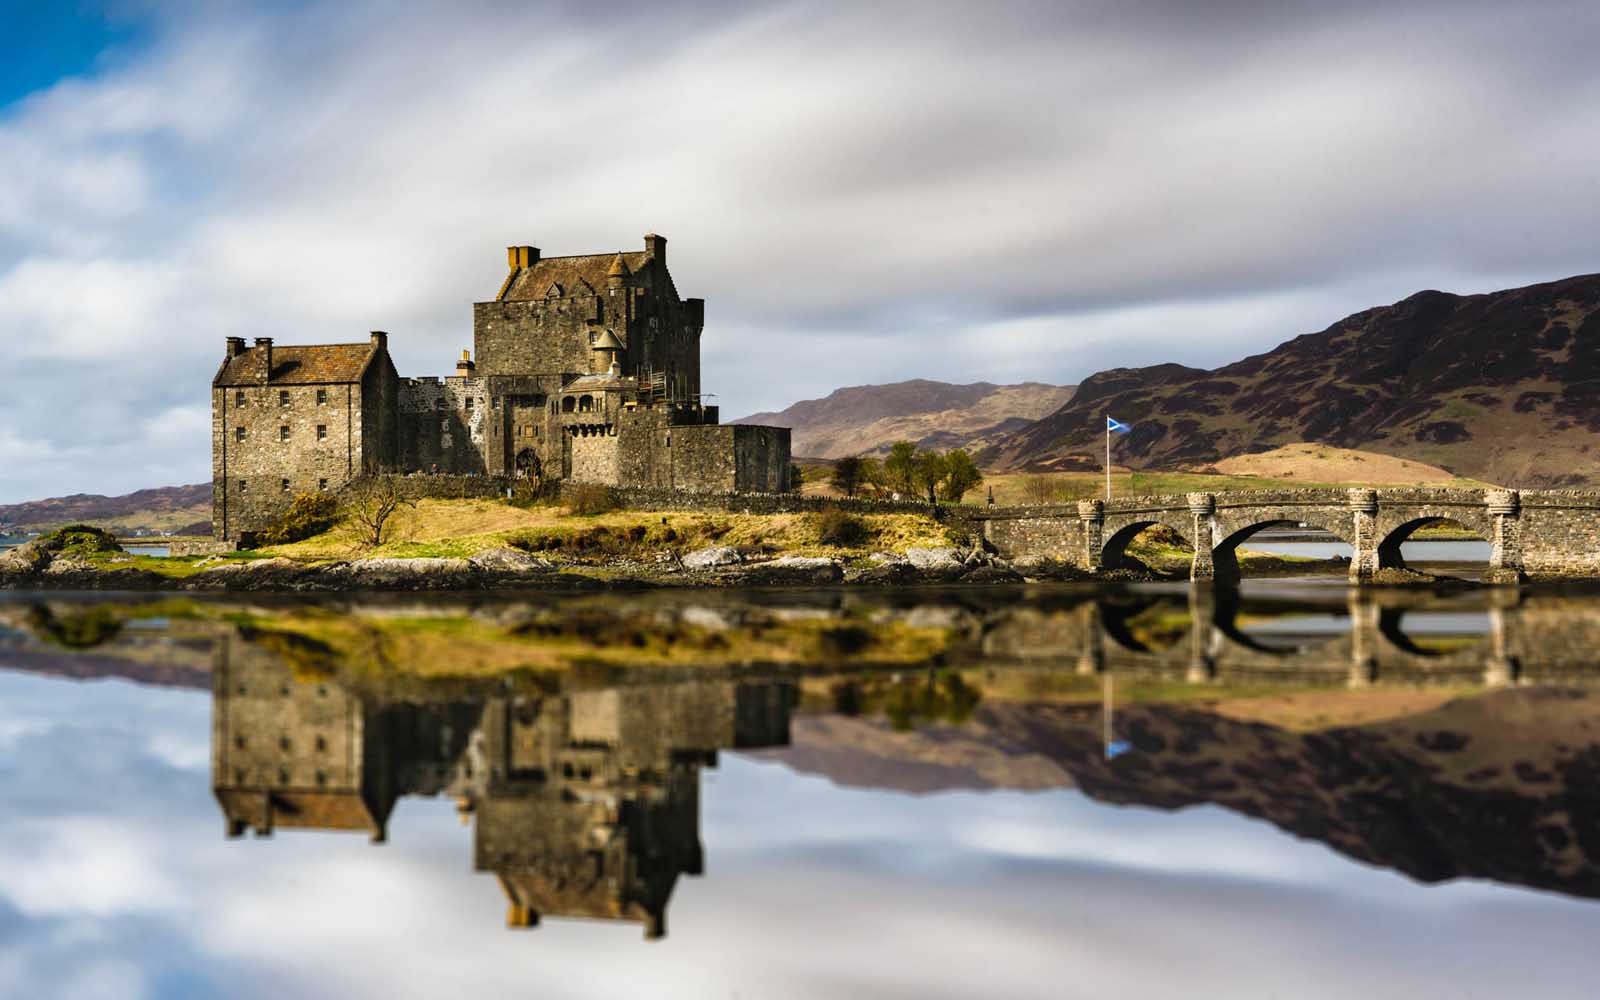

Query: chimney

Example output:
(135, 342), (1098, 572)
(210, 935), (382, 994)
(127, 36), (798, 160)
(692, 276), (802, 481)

(456, 349), (475, 377)
(506, 245), (540, 269)
(253, 337), (273, 383)
(370, 330), (388, 351)
(643, 233), (666, 265)
(226, 336), (246, 358)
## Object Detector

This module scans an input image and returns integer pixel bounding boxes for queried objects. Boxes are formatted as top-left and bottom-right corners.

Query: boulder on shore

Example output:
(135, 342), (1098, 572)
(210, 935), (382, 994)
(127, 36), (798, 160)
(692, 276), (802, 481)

(683, 546), (743, 569)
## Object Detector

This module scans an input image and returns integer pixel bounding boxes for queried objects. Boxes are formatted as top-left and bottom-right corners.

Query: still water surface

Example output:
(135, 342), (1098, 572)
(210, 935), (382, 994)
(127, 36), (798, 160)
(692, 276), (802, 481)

(2, 583), (1599, 998)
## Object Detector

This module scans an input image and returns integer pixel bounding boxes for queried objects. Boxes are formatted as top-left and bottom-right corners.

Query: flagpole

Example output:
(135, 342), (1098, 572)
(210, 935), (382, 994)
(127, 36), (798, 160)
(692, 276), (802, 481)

(1105, 417), (1111, 500)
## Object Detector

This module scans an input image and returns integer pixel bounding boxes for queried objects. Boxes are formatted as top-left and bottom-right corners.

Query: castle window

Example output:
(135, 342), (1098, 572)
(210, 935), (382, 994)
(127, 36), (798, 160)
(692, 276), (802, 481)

(587, 331), (597, 345)
(281, 478), (290, 492)
(316, 424), (327, 440)
(579, 395), (594, 412)
(491, 396), (500, 409)
(235, 426), (246, 442)
(235, 390), (246, 406)
(238, 479), (247, 493)
(316, 389), (327, 405)
(318, 478), (328, 491)
(436, 398), (446, 410)
(279, 390), (290, 407)
(279, 425), (290, 441)
(561, 396), (576, 413)
(465, 397), (474, 411)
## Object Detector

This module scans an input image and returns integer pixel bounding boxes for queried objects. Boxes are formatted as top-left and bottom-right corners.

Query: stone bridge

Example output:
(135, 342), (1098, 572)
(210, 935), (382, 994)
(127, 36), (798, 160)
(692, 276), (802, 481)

(976, 589), (1600, 690)
(974, 487), (1600, 583)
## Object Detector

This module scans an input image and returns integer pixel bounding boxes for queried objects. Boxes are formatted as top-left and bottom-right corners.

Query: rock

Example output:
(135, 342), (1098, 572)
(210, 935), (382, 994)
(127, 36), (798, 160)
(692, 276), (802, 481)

(0, 541), (50, 578)
(868, 551), (906, 566)
(340, 557), (476, 589)
(735, 555), (843, 585)
(468, 547), (554, 573)
(902, 606), (974, 629)
(681, 606), (740, 630)
(683, 546), (743, 569)
(959, 565), (1027, 584)
(904, 546), (964, 571)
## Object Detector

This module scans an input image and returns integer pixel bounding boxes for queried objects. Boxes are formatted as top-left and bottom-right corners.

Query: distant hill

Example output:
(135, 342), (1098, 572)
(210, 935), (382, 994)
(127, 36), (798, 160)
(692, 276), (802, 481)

(0, 484), (211, 536)
(734, 379), (1075, 459)
(978, 273), (1600, 487)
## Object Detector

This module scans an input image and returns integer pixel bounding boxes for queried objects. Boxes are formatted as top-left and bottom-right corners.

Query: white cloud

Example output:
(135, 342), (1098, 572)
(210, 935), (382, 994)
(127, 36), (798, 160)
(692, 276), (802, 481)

(3, 0), (1600, 501)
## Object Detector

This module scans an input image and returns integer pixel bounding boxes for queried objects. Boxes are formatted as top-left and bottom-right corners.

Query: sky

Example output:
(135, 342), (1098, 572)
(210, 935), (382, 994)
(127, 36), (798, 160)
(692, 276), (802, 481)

(4, 664), (1600, 999)
(2, 0), (1600, 502)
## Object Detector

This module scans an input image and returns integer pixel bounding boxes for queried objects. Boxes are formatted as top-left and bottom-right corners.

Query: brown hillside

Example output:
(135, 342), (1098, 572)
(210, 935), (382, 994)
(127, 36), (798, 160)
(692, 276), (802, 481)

(0, 484), (211, 535)
(735, 379), (1074, 459)
(979, 274), (1600, 486)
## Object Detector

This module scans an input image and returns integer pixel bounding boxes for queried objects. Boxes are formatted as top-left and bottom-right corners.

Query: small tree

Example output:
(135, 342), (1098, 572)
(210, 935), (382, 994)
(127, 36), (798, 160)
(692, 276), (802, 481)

(884, 441), (919, 497)
(939, 448), (983, 502)
(912, 449), (948, 507)
(343, 475), (416, 547)
(858, 455), (885, 496)
(830, 455), (867, 498)
(788, 463), (805, 494)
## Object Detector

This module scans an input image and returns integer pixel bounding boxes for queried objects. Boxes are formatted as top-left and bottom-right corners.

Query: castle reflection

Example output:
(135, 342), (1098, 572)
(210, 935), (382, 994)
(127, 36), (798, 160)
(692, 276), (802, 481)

(211, 635), (795, 939)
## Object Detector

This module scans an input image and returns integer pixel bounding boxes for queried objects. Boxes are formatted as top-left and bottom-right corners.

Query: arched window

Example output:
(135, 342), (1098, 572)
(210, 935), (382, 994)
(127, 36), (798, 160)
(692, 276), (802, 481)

(579, 395), (594, 412)
(561, 396), (576, 413)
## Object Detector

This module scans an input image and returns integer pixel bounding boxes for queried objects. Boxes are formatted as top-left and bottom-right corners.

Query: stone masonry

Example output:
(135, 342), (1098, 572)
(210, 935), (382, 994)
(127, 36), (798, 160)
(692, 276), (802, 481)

(210, 236), (791, 540)
(975, 486), (1600, 583)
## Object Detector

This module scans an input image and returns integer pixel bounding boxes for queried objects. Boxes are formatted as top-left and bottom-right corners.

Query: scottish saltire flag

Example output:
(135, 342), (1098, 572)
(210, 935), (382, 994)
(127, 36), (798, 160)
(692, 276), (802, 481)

(1106, 416), (1131, 434)
(1105, 739), (1133, 759)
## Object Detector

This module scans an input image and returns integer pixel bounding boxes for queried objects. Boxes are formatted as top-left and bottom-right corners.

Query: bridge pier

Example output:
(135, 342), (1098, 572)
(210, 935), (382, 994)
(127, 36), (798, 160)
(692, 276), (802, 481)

(1187, 493), (1217, 582)
(1078, 500), (1104, 573)
(1347, 489), (1380, 582)
(1348, 590), (1379, 686)
(1186, 585), (1218, 681)
(1485, 490), (1524, 584)
(1484, 604), (1521, 686)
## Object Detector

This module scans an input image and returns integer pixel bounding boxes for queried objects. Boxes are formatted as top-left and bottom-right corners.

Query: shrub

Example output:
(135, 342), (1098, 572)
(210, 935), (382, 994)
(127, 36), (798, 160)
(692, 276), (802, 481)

(566, 483), (618, 516)
(256, 492), (340, 546)
(43, 524), (122, 555)
(814, 507), (870, 547)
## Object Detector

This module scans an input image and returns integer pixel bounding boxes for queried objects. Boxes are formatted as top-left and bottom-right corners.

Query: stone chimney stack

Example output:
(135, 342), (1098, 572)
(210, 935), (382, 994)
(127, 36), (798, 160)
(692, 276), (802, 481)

(226, 336), (246, 358)
(253, 337), (273, 383)
(643, 232), (666, 265)
(455, 349), (475, 377)
(507, 245), (540, 269)
(370, 330), (388, 351)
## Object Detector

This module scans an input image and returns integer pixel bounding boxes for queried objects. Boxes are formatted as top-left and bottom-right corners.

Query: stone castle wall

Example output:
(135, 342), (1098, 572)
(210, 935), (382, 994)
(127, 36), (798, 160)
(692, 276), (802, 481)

(212, 381), (368, 540)
(399, 377), (490, 474)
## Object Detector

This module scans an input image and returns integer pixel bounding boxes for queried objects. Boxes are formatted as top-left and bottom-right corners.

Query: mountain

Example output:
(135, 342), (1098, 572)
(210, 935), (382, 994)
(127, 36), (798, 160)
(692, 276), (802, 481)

(0, 484), (211, 536)
(734, 379), (1075, 459)
(979, 273), (1600, 486)
(756, 688), (1600, 899)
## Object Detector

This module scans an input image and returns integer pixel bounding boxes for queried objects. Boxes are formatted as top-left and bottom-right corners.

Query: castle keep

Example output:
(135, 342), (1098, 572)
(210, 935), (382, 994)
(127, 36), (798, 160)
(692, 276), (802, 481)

(211, 235), (791, 539)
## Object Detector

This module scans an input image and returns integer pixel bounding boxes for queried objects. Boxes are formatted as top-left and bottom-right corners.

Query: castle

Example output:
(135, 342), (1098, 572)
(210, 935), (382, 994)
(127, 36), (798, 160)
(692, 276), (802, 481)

(210, 629), (796, 938)
(210, 234), (791, 540)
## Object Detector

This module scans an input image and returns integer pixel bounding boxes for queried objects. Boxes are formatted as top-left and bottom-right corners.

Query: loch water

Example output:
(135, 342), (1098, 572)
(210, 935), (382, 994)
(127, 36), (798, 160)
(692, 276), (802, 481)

(3, 579), (1600, 999)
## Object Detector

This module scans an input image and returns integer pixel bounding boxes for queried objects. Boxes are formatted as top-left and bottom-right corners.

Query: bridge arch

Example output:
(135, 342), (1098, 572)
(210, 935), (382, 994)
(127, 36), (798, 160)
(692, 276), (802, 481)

(1376, 515), (1491, 576)
(1100, 515), (1196, 573)
(1210, 513), (1357, 585)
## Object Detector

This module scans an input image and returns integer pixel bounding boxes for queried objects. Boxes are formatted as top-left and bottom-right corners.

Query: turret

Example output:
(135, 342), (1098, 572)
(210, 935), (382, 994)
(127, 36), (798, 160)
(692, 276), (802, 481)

(591, 329), (624, 374)
(606, 253), (630, 288)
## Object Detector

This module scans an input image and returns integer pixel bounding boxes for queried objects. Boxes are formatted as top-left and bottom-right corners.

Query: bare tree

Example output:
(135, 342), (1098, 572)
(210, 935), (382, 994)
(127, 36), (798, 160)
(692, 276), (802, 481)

(1021, 475), (1062, 506)
(342, 475), (417, 547)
